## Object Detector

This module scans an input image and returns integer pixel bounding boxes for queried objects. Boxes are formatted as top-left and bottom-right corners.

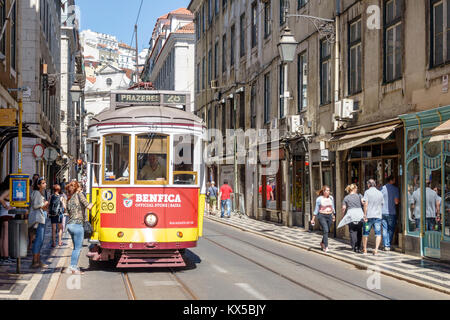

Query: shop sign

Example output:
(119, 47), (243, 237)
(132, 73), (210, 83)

(9, 174), (30, 208)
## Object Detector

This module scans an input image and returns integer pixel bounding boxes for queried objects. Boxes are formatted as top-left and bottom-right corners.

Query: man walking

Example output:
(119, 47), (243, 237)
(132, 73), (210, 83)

(381, 175), (400, 251)
(207, 181), (218, 214)
(362, 179), (384, 255)
(219, 180), (233, 218)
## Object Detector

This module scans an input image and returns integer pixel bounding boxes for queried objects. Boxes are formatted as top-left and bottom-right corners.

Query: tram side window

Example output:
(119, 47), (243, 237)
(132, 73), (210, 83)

(136, 134), (168, 183)
(103, 135), (130, 183)
(173, 135), (197, 185)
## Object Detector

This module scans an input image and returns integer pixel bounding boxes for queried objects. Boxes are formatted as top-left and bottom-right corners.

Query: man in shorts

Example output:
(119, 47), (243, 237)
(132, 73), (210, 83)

(362, 179), (384, 255)
(207, 181), (218, 214)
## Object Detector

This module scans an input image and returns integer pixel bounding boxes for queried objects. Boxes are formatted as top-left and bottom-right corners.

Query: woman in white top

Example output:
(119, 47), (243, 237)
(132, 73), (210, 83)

(0, 175), (15, 264)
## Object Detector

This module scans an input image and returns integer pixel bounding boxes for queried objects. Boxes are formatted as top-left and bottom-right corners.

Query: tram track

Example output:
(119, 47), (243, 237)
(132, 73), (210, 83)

(169, 268), (199, 300)
(121, 272), (137, 300)
(203, 225), (395, 300)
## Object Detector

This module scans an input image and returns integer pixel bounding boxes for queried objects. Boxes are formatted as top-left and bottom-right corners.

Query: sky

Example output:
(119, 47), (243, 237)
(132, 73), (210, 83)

(76, 0), (191, 51)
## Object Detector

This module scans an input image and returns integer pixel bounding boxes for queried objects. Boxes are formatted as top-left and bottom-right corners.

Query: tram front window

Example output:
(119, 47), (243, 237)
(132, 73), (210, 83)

(136, 134), (168, 183)
(173, 134), (197, 185)
(103, 134), (130, 183)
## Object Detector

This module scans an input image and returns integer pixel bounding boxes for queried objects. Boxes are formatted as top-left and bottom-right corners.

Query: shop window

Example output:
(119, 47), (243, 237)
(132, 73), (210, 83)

(383, 142), (398, 156)
(135, 134), (168, 184)
(407, 128), (419, 150)
(407, 158), (420, 233)
(363, 160), (384, 189)
(424, 164), (443, 232)
(266, 175), (278, 210)
(372, 144), (382, 157)
(103, 134), (130, 184)
(444, 157), (450, 237)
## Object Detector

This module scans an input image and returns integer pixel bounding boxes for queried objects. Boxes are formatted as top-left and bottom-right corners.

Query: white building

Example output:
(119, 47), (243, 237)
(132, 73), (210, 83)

(118, 42), (136, 70)
(142, 8), (195, 112)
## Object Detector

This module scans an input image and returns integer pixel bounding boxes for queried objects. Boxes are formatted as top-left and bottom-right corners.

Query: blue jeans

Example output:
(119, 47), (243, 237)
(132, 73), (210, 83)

(363, 218), (382, 237)
(67, 223), (84, 269)
(221, 199), (231, 217)
(32, 223), (46, 254)
(426, 218), (436, 231)
(381, 215), (397, 248)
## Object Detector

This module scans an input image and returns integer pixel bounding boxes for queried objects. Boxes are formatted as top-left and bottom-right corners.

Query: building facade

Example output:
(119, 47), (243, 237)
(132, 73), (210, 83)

(189, 0), (450, 261)
(141, 8), (195, 112)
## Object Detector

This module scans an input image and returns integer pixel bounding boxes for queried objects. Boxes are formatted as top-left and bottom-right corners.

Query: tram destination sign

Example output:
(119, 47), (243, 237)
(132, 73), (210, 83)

(115, 93), (187, 106)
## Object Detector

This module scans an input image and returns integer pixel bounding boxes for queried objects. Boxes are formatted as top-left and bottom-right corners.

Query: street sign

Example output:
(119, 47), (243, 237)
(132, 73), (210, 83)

(0, 108), (16, 127)
(9, 174), (30, 208)
(32, 144), (45, 159)
(22, 87), (31, 98)
(43, 147), (58, 162)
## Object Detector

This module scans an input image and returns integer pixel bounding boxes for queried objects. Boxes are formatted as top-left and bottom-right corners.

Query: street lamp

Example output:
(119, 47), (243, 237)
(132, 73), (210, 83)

(277, 27), (299, 63)
(70, 84), (82, 102)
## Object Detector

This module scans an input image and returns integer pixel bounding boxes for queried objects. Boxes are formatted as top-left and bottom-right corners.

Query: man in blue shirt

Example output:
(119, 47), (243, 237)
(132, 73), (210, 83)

(381, 175), (400, 251)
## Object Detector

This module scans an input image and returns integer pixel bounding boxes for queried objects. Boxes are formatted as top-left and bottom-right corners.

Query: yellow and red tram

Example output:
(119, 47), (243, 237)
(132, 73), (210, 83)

(85, 90), (206, 268)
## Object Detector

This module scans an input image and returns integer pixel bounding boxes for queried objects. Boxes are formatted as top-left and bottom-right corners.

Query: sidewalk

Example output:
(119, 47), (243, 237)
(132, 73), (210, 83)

(206, 212), (450, 295)
(0, 221), (71, 300)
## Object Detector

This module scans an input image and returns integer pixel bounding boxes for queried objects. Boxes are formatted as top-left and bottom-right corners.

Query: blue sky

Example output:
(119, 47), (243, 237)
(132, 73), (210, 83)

(77, 0), (191, 51)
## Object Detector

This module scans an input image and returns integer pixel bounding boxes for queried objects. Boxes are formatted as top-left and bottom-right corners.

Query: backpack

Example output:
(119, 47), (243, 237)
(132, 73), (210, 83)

(50, 194), (61, 217)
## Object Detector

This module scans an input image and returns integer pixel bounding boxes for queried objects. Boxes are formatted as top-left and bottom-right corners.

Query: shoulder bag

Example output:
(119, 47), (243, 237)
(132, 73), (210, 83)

(77, 192), (93, 239)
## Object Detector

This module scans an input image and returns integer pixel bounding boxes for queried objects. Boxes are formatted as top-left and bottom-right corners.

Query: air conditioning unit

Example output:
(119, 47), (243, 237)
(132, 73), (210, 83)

(210, 80), (218, 89)
(270, 118), (278, 130)
(287, 115), (304, 134)
(334, 99), (354, 120)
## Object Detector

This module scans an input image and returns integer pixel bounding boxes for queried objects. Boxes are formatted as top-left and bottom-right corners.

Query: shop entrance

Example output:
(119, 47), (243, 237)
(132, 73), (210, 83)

(292, 156), (310, 227)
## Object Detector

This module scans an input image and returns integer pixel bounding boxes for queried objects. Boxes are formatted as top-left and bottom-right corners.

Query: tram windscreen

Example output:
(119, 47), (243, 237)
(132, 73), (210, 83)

(103, 135), (130, 183)
(173, 134), (197, 185)
(136, 134), (168, 183)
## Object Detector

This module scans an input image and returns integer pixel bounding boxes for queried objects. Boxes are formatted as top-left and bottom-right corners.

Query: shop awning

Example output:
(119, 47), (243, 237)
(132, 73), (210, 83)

(429, 119), (450, 142)
(329, 124), (399, 151)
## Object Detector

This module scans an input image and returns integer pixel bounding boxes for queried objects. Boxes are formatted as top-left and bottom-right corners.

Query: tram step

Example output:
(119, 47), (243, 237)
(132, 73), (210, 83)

(116, 250), (186, 268)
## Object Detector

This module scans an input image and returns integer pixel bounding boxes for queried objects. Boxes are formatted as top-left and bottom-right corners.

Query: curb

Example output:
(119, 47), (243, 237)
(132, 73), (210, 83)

(206, 215), (450, 296)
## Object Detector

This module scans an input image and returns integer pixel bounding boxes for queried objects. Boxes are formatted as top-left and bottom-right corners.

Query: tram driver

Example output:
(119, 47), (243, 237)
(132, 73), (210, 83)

(138, 154), (166, 181)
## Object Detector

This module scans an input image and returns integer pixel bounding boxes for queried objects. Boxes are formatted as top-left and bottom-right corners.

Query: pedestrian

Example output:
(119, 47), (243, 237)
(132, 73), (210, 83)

(205, 182), (210, 215)
(362, 179), (384, 256)
(28, 174), (40, 252)
(65, 180), (93, 274)
(311, 185), (336, 253)
(207, 181), (218, 215)
(219, 180), (233, 218)
(29, 177), (49, 268)
(381, 175), (400, 251)
(412, 182), (441, 231)
(0, 176), (15, 265)
(60, 178), (66, 193)
(342, 184), (365, 253)
(49, 184), (65, 247)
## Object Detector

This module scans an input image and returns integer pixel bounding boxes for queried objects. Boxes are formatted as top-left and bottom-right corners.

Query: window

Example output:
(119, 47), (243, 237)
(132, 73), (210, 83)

(320, 39), (332, 105)
(0, 1), (5, 54)
(239, 93), (245, 129)
(202, 57), (206, 89)
(208, 49), (212, 85)
(202, 4), (206, 33)
(251, 2), (257, 48)
(223, 0), (227, 11)
(298, 0), (308, 9)
(230, 98), (235, 130)
(208, 0), (212, 24)
(431, 0), (450, 66)
(222, 102), (226, 135)
(298, 52), (308, 111)
(280, 0), (287, 26)
(240, 14), (246, 58)
(264, 1), (271, 38)
(230, 25), (235, 66)
(10, 1), (16, 70)
(384, 0), (403, 82)
(173, 134), (197, 185)
(196, 62), (200, 93)
(251, 84), (257, 128)
(222, 34), (227, 73)
(214, 41), (219, 78)
(106, 78), (112, 86)
(136, 134), (168, 184)
(103, 134), (130, 184)
(264, 73), (270, 124)
(349, 19), (362, 94)
(215, 105), (218, 129)
(215, 0), (219, 15)
(195, 13), (200, 40)
(279, 65), (285, 118)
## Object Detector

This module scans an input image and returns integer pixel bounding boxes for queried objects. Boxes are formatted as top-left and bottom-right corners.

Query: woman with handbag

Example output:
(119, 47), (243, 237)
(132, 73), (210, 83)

(29, 177), (49, 268)
(65, 180), (93, 274)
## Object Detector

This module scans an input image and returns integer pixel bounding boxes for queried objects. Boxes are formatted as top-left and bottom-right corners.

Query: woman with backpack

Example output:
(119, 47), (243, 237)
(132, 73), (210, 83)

(65, 180), (93, 274)
(49, 184), (65, 247)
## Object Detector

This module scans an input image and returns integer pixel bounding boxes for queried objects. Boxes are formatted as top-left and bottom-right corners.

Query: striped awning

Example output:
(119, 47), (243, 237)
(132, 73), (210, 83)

(429, 119), (450, 143)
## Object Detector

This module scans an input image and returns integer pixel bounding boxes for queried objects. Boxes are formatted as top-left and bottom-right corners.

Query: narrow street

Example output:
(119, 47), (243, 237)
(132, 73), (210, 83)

(50, 219), (450, 300)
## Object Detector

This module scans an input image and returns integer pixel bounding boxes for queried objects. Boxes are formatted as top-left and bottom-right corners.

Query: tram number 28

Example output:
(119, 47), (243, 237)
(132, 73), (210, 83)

(164, 95), (185, 104)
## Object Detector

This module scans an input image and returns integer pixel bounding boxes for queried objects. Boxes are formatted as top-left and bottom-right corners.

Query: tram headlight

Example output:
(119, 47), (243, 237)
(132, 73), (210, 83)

(144, 213), (158, 228)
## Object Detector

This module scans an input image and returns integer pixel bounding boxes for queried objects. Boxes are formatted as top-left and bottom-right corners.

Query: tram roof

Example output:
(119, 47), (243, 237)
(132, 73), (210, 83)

(89, 105), (204, 128)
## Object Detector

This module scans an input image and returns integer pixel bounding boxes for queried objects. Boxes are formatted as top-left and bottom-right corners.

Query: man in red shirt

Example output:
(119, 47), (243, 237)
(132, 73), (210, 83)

(219, 180), (233, 218)
(259, 183), (273, 201)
